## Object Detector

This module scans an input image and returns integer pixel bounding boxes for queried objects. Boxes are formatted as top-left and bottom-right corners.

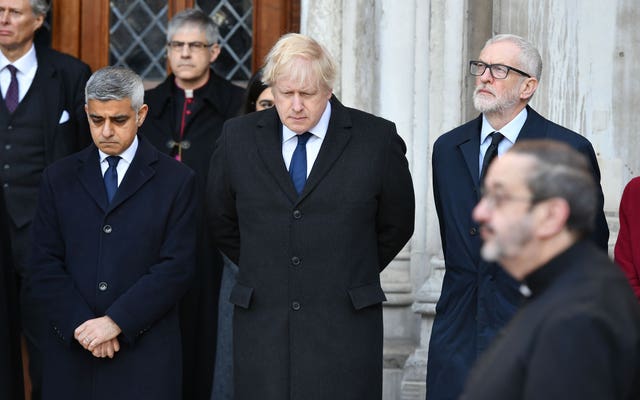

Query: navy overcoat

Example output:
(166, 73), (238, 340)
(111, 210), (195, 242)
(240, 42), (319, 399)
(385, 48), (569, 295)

(25, 137), (196, 400)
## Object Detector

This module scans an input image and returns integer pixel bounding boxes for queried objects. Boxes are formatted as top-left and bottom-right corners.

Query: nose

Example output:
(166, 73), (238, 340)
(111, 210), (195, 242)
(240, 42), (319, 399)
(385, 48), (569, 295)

(472, 196), (491, 224)
(0, 10), (9, 24)
(180, 44), (191, 57)
(291, 94), (303, 112)
(101, 120), (114, 138)
(479, 67), (493, 83)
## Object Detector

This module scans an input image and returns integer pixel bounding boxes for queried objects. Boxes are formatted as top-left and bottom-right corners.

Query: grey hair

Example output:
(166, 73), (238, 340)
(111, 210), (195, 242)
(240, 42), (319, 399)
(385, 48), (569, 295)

(85, 66), (144, 111)
(167, 8), (220, 45)
(30, 0), (50, 16)
(509, 139), (597, 238)
(485, 34), (542, 80)
(262, 33), (336, 92)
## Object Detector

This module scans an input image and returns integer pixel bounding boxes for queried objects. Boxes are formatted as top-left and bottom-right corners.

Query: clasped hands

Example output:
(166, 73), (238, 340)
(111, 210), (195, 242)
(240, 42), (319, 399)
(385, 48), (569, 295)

(74, 316), (122, 359)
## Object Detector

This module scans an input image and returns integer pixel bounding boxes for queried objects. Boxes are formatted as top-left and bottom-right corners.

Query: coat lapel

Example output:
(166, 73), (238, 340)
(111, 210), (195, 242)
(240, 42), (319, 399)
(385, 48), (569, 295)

(77, 146), (109, 212)
(515, 106), (547, 141)
(109, 137), (156, 210)
(298, 97), (351, 203)
(36, 55), (62, 164)
(254, 109), (299, 203)
(457, 114), (483, 193)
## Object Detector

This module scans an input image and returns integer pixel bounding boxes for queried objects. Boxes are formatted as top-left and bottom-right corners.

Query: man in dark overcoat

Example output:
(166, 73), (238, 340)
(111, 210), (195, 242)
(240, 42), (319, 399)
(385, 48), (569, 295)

(24, 66), (196, 400)
(138, 10), (243, 398)
(0, 2), (91, 395)
(428, 34), (609, 400)
(207, 33), (415, 400)
(461, 140), (640, 399)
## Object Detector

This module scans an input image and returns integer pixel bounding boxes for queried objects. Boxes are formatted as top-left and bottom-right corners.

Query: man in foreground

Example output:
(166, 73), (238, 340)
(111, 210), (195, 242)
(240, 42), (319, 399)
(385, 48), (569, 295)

(208, 33), (415, 399)
(461, 139), (640, 399)
(25, 66), (196, 399)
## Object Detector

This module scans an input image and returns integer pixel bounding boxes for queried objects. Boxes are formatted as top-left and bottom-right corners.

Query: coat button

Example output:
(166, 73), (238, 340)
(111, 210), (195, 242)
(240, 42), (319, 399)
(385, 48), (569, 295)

(291, 301), (301, 311)
(98, 282), (108, 291)
(292, 210), (302, 219)
(3, 164), (9, 170)
(103, 225), (112, 234)
(291, 256), (300, 266)
(4, 144), (10, 150)
(469, 227), (478, 235)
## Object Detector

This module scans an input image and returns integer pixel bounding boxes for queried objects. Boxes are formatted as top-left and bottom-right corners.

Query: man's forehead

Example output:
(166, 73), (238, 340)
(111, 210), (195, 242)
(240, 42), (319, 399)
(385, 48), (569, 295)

(172, 25), (206, 38)
(486, 153), (533, 190)
(479, 41), (519, 64)
(87, 99), (134, 114)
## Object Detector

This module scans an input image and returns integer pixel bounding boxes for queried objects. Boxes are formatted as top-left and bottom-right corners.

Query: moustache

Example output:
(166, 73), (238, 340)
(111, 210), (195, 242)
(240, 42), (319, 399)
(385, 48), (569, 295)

(474, 84), (496, 96)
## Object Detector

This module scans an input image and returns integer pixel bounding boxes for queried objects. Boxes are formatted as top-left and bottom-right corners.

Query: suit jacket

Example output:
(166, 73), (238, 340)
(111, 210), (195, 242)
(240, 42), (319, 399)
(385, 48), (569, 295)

(2, 45), (91, 229)
(427, 106), (609, 400)
(207, 96), (415, 400)
(615, 176), (640, 299)
(461, 241), (640, 400)
(140, 71), (243, 400)
(24, 137), (196, 400)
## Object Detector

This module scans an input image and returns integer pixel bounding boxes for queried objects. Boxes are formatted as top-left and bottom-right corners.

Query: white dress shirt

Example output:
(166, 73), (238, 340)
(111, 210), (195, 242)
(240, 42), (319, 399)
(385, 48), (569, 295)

(282, 101), (332, 178)
(478, 107), (528, 173)
(0, 44), (37, 101)
(98, 136), (139, 186)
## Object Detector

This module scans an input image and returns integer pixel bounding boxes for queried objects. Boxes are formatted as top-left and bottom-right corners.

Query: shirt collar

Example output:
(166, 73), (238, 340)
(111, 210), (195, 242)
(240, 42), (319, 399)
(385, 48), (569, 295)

(0, 44), (37, 74)
(98, 135), (139, 165)
(282, 100), (332, 142)
(480, 107), (528, 145)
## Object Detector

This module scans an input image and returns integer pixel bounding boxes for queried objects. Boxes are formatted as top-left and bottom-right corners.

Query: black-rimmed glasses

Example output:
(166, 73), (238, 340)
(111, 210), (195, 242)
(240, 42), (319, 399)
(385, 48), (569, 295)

(167, 41), (213, 51)
(469, 61), (531, 79)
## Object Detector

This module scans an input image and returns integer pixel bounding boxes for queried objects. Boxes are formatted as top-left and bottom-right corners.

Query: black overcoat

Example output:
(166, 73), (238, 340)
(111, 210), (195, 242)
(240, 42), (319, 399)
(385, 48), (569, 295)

(140, 71), (244, 399)
(208, 96), (415, 399)
(24, 137), (196, 400)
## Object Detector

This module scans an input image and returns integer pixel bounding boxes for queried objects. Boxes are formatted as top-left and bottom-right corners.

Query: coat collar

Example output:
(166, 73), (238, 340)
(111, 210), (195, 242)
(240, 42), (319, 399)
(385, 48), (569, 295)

(456, 105), (545, 191)
(77, 136), (158, 212)
(146, 71), (232, 118)
(34, 45), (63, 163)
(254, 95), (352, 204)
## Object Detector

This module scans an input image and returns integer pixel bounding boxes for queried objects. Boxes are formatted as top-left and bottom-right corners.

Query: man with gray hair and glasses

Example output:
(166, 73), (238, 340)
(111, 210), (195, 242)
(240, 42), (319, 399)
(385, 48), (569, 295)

(138, 10), (243, 397)
(427, 34), (609, 400)
(461, 139), (640, 399)
(24, 66), (196, 400)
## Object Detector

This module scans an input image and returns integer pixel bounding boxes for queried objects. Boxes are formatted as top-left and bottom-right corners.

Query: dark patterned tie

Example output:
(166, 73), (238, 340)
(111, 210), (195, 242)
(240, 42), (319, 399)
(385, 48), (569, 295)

(480, 132), (504, 182)
(5, 65), (18, 113)
(104, 156), (121, 203)
(289, 132), (313, 195)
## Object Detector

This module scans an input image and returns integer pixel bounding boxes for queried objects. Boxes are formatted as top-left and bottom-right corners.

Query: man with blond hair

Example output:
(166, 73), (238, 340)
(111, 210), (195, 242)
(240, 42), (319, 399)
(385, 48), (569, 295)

(208, 33), (415, 399)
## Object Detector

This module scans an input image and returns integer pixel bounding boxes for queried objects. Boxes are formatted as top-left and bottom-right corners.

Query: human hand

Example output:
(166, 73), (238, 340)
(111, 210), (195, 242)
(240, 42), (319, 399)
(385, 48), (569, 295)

(91, 337), (121, 358)
(74, 316), (122, 351)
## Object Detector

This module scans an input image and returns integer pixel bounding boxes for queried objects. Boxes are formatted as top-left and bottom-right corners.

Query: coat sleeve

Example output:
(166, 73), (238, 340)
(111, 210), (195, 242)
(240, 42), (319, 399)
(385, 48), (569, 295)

(375, 124), (415, 270)
(614, 178), (640, 299)
(573, 139), (609, 250)
(26, 168), (95, 345)
(106, 171), (197, 344)
(207, 127), (241, 265)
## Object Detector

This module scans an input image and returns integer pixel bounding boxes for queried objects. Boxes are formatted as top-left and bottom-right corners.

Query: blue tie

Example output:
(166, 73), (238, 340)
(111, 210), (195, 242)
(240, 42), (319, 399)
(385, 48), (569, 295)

(289, 132), (312, 195)
(104, 156), (121, 203)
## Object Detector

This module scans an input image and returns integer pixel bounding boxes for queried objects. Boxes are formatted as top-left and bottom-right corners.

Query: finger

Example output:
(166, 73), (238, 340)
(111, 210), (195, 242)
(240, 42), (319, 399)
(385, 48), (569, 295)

(113, 338), (120, 352)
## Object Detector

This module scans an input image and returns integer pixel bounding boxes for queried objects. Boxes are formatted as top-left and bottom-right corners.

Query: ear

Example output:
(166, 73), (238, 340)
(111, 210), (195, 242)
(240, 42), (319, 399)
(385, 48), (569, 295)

(33, 13), (44, 32)
(534, 198), (570, 239)
(520, 77), (538, 101)
(209, 44), (221, 63)
(136, 104), (149, 127)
